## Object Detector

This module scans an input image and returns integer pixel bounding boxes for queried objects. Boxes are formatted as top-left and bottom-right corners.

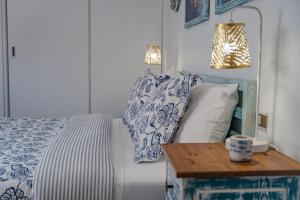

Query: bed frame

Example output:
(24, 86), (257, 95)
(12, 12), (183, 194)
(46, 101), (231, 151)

(199, 74), (257, 138)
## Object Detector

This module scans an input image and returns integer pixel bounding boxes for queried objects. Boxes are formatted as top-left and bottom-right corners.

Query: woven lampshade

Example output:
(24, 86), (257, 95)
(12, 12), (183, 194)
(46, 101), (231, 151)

(144, 45), (161, 65)
(210, 23), (251, 69)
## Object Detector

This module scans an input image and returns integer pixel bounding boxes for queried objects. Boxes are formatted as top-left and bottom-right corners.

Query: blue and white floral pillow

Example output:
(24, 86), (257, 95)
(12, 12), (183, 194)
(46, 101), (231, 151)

(133, 74), (192, 163)
(123, 69), (156, 135)
(179, 71), (204, 89)
(123, 69), (170, 137)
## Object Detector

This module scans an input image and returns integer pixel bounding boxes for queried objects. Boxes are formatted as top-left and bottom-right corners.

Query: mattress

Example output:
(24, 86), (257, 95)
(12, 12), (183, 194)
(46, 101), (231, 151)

(112, 119), (166, 200)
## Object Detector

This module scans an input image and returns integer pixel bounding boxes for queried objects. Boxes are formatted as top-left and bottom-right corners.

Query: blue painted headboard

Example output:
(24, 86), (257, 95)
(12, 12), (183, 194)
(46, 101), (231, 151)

(198, 74), (257, 137)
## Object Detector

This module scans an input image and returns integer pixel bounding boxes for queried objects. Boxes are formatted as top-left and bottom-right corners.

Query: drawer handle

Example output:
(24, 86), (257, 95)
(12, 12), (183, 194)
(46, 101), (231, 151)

(165, 183), (174, 194)
(167, 185), (174, 189)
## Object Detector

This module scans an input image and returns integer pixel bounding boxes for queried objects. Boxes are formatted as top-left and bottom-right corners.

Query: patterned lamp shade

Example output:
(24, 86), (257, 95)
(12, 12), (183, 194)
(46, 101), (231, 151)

(144, 45), (161, 65)
(210, 23), (251, 69)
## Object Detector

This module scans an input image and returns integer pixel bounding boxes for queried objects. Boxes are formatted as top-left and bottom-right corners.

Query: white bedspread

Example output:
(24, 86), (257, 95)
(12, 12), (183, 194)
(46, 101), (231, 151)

(112, 119), (166, 200)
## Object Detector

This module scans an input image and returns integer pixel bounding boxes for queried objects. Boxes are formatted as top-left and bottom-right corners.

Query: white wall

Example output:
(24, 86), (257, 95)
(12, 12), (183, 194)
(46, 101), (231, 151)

(0, 1), (4, 117)
(164, 0), (300, 161)
(91, 0), (162, 117)
(272, 2), (300, 161)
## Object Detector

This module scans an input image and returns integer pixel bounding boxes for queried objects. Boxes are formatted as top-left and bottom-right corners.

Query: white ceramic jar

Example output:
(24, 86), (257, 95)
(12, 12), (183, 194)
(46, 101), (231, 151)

(229, 135), (253, 162)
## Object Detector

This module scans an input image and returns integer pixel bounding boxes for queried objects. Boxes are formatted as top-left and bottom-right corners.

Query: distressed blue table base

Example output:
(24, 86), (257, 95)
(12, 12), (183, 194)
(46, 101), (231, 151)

(166, 166), (300, 200)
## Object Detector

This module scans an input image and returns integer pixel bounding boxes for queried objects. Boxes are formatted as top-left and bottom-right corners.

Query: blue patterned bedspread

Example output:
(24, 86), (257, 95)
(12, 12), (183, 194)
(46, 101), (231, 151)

(0, 118), (68, 200)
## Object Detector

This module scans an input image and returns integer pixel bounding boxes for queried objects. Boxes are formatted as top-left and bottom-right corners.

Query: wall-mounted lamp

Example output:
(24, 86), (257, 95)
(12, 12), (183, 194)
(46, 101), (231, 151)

(144, 45), (162, 71)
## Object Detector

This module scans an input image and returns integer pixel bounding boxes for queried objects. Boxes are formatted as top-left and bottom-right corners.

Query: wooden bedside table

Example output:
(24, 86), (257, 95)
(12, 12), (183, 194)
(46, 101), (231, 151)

(162, 143), (300, 200)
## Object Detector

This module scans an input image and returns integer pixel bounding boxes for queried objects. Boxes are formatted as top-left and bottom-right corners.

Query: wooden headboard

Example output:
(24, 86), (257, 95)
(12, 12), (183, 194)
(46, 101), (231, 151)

(199, 74), (257, 137)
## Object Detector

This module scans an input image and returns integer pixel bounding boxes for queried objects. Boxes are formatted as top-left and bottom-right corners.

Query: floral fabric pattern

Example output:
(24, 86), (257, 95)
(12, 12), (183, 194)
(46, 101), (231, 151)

(179, 71), (204, 89)
(123, 69), (169, 137)
(0, 118), (68, 199)
(133, 74), (195, 163)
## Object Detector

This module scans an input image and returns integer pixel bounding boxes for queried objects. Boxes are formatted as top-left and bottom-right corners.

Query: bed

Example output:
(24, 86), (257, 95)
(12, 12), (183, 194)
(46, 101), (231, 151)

(0, 74), (256, 200)
(0, 117), (166, 200)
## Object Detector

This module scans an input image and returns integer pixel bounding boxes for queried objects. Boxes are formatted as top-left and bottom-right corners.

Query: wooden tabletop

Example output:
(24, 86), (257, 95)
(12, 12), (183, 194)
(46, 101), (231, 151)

(162, 143), (300, 178)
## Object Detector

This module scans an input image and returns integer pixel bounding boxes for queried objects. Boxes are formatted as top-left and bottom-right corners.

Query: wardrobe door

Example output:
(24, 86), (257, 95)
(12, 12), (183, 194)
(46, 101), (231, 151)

(7, 0), (89, 117)
(0, 1), (4, 117)
(0, 25), (3, 117)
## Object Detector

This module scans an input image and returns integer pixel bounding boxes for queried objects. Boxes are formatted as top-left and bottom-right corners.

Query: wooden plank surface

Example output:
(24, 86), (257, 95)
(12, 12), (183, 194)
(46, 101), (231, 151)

(162, 143), (300, 178)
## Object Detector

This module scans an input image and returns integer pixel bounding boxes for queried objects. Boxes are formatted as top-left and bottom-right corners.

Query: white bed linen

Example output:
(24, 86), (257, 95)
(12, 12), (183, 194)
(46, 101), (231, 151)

(112, 119), (166, 200)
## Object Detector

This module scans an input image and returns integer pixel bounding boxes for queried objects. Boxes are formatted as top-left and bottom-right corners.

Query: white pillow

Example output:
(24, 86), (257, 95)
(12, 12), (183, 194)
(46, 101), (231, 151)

(174, 83), (238, 143)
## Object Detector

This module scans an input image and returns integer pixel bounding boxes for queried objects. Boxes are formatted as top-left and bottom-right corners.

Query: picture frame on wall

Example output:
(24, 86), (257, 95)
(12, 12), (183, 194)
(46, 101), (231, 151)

(185, 0), (209, 29)
(215, 0), (249, 14)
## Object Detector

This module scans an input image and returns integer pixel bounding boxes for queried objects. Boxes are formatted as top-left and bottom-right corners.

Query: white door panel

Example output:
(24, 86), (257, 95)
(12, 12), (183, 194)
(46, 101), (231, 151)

(8, 0), (89, 117)
(90, 0), (162, 117)
(0, 1), (4, 117)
